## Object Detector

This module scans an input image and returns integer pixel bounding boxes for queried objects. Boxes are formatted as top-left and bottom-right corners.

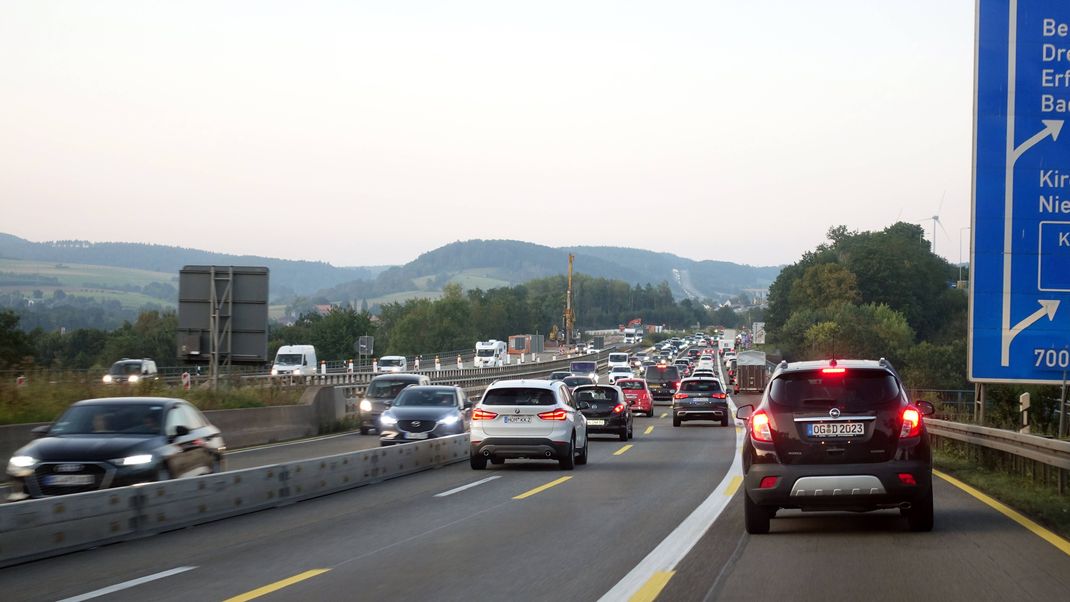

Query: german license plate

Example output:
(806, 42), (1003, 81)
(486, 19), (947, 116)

(587, 419), (606, 426)
(44, 474), (95, 486)
(503, 415), (531, 424)
(625, 394), (637, 399)
(405, 432), (429, 439)
(808, 422), (864, 437)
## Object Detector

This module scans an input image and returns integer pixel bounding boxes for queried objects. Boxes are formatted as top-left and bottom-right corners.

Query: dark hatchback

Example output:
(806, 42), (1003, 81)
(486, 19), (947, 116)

(644, 365), (681, 402)
(359, 374), (431, 434)
(672, 378), (729, 426)
(6, 397), (225, 499)
(379, 385), (471, 445)
(574, 385), (633, 441)
(737, 359), (935, 534)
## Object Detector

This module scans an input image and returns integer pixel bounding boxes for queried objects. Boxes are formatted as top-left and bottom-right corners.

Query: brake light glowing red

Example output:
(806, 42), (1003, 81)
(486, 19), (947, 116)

(751, 410), (773, 442)
(759, 476), (778, 489)
(821, 367), (846, 374)
(898, 473), (917, 486)
(538, 408), (569, 421)
(612, 403), (626, 414)
(900, 406), (921, 438)
(674, 393), (688, 399)
(471, 408), (498, 421)
(712, 393), (727, 399)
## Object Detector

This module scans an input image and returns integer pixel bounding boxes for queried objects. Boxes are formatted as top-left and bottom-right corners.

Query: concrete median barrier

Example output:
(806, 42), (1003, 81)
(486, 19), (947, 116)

(0, 434), (470, 568)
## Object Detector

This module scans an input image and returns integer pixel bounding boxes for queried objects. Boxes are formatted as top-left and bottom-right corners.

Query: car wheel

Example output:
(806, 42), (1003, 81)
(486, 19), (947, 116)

(619, 426), (628, 441)
(155, 466), (172, 482)
(359, 426), (370, 435)
(905, 485), (934, 532)
(627, 422), (634, 440)
(576, 436), (588, 465)
(673, 415), (681, 427)
(744, 492), (771, 534)
(721, 416), (729, 427)
(210, 456), (223, 474)
(491, 457), (505, 465)
(470, 454), (488, 470)
(559, 436), (576, 470)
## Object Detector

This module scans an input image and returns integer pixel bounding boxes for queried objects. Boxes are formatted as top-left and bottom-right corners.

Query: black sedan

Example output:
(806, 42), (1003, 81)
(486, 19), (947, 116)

(378, 386), (471, 445)
(6, 397), (225, 499)
(574, 384), (633, 441)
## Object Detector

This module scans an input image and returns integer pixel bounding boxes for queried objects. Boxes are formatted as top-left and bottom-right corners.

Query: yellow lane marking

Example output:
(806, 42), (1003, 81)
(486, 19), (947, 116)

(223, 569), (330, 602)
(724, 475), (743, 497)
(614, 444), (634, 456)
(629, 571), (675, 602)
(934, 470), (1070, 557)
(660, 413), (668, 419)
(644, 425), (654, 435)
(513, 476), (572, 500)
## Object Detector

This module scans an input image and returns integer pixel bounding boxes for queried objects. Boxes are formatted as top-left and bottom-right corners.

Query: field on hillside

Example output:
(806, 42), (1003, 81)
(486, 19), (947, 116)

(0, 258), (175, 289)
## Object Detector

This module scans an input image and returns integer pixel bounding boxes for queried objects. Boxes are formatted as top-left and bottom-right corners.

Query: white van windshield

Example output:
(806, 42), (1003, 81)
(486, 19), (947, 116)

(609, 353), (628, 362)
(476, 349), (496, 357)
(379, 358), (403, 367)
(275, 354), (303, 365)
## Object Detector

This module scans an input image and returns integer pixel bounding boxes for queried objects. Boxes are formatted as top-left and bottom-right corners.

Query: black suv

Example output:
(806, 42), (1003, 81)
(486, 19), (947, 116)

(644, 365), (681, 402)
(736, 359), (935, 534)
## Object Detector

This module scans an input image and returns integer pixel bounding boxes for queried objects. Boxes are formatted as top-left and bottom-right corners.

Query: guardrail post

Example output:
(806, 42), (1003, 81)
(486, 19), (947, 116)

(974, 383), (986, 424)
(414, 356), (421, 371)
(1019, 393), (1030, 435)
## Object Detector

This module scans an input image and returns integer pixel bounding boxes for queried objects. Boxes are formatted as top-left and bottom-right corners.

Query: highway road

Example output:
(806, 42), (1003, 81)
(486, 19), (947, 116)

(2, 356), (1069, 601)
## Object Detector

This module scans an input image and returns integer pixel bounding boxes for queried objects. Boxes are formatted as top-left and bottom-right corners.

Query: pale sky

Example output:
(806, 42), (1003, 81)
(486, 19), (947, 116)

(1, 1), (975, 268)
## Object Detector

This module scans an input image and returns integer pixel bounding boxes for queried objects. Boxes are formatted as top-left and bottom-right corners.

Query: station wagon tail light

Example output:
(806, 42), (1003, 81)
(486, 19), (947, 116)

(538, 408), (569, 421)
(712, 392), (727, 399)
(900, 406), (921, 438)
(472, 408), (498, 421)
(612, 403), (626, 414)
(673, 393), (689, 399)
(751, 410), (773, 442)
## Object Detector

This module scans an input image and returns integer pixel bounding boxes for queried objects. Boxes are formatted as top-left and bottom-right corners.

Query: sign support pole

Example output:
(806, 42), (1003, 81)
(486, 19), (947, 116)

(1059, 371), (1068, 438)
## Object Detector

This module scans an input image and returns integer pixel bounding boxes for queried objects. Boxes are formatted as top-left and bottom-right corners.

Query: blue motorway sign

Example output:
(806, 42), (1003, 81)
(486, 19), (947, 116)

(971, 0), (1070, 383)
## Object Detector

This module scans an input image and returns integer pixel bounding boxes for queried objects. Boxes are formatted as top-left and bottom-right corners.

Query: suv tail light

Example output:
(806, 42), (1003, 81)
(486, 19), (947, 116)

(471, 408), (498, 421)
(612, 403), (626, 414)
(712, 392), (727, 399)
(538, 408), (569, 421)
(751, 410), (773, 442)
(673, 393), (688, 399)
(671, 381), (680, 390)
(899, 406), (921, 438)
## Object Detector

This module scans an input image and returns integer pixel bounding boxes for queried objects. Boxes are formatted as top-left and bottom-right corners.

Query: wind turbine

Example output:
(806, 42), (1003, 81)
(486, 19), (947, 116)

(921, 194), (950, 254)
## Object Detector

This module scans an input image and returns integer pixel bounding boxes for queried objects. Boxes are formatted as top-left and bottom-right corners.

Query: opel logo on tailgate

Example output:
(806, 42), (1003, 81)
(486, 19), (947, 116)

(515, 409), (521, 414)
(829, 408), (841, 419)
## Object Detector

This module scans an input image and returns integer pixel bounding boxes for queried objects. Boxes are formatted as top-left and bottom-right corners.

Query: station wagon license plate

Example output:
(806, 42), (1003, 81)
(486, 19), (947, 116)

(587, 419), (606, 426)
(503, 415), (531, 424)
(44, 474), (95, 486)
(808, 422), (864, 437)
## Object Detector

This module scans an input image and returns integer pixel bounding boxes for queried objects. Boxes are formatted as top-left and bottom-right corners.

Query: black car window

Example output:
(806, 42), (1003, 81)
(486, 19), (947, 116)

(393, 389), (458, 407)
(681, 380), (723, 393)
(769, 370), (901, 411)
(51, 404), (165, 435)
(617, 380), (643, 390)
(482, 388), (557, 406)
(367, 379), (417, 398)
(645, 366), (680, 382)
(109, 362), (142, 375)
(563, 377), (594, 387)
(575, 388), (619, 403)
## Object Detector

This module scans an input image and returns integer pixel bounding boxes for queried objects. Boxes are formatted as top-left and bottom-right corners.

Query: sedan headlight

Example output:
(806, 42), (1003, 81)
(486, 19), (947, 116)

(116, 454), (154, 466)
(7, 455), (36, 476)
(437, 415), (460, 426)
(379, 414), (397, 426)
(271, 368), (279, 376)
(128, 374), (140, 383)
(359, 399), (373, 412)
(102, 374), (113, 383)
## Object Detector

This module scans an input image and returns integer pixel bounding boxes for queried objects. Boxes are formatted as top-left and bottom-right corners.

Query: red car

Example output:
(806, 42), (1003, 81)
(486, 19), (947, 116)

(617, 379), (654, 417)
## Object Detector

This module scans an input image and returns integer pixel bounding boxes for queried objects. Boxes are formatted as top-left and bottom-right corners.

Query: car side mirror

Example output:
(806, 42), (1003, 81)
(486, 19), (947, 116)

(735, 405), (754, 421)
(172, 425), (190, 439)
(31, 424), (50, 439)
(463, 400), (473, 409)
(578, 402), (591, 410)
(916, 401), (936, 417)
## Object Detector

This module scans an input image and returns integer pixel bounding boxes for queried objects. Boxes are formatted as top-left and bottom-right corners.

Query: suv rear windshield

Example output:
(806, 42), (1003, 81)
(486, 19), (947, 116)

(769, 369), (901, 411)
(482, 387), (557, 406)
(617, 380), (644, 390)
(575, 388), (620, 403)
(570, 362), (597, 373)
(645, 366), (680, 382)
(681, 380), (723, 393)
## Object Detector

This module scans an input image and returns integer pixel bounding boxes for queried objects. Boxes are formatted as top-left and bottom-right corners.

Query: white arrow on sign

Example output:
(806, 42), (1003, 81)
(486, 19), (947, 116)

(998, 1), (1064, 367)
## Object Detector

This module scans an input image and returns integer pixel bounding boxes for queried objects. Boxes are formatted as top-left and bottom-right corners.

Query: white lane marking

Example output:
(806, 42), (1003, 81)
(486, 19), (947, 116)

(227, 432), (356, 454)
(598, 398), (743, 601)
(434, 475), (501, 497)
(57, 566), (197, 602)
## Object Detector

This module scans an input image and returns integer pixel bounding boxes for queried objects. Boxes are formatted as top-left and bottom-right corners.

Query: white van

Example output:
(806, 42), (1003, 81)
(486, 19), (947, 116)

(272, 345), (317, 376)
(474, 340), (507, 368)
(378, 355), (408, 373)
(607, 352), (630, 372)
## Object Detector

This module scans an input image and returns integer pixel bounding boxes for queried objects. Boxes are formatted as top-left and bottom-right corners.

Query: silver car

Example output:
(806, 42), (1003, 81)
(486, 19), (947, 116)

(469, 380), (588, 470)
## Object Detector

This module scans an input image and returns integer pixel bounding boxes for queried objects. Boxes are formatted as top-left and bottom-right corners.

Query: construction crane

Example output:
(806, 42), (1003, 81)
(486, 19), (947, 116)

(563, 253), (575, 345)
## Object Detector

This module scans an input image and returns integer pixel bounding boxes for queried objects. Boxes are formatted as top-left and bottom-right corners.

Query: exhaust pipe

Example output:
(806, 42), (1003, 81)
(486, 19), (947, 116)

(483, 449), (491, 457)
(544, 451), (553, 458)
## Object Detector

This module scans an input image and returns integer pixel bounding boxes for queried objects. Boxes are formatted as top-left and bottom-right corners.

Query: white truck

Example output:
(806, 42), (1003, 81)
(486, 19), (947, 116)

(377, 355), (408, 373)
(272, 345), (318, 376)
(474, 340), (507, 368)
(607, 352), (630, 372)
(720, 329), (737, 353)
